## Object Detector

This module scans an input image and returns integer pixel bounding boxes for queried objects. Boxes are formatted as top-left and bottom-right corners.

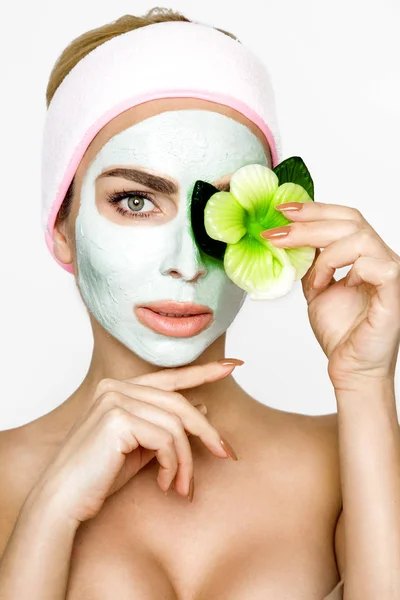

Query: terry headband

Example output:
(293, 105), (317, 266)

(40, 20), (283, 273)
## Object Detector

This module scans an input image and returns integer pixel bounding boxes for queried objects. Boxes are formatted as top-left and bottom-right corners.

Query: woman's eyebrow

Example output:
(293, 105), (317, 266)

(97, 167), (230, 193)
(97, 167), (179, 194)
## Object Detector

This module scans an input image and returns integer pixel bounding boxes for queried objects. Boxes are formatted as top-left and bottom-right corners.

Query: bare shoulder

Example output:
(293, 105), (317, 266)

(0, 417), (54, 501)
(269, 405), (340, 472)
(0, 421), (51, 555)
(0, 424), (33, 499)
(0, 426), (30, 555)
(248, 397), (340, 451)
(243, 398), (342, 506)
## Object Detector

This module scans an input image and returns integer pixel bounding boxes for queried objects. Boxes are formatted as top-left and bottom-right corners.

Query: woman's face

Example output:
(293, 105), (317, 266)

(57, 98), (271, 367)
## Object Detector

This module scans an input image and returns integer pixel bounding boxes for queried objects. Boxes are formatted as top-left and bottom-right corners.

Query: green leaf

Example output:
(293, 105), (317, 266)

(191, 180), (227, 260)
(272, 156), (314, 201)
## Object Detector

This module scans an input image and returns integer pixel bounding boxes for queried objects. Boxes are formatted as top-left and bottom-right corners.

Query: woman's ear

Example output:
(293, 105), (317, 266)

(53, 221), (73, 265)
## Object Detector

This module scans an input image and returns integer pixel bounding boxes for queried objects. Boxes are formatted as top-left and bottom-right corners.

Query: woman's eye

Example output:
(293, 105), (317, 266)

(105, 191), (160, 219)
(125, 194), (154, 213)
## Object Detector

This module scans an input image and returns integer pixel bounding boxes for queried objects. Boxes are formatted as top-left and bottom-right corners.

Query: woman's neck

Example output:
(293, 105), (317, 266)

(44, 324), (249, 443)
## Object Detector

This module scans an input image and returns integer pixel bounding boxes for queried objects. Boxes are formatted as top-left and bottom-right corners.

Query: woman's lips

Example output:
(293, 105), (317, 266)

(135, 301), (214, 338)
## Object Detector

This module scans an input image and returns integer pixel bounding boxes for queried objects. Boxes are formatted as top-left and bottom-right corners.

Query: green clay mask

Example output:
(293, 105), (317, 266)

(74, 110), (269, 367)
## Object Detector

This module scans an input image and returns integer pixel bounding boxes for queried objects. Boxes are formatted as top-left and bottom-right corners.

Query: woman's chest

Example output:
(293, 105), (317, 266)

(65, 458), (341, 599)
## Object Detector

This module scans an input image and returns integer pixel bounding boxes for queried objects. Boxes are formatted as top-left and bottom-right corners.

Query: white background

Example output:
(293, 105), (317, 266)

(1, 0), (399, 429)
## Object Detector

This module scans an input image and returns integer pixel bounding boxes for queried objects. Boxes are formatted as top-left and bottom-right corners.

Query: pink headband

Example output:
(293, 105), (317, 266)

(41, 20), (283, 273)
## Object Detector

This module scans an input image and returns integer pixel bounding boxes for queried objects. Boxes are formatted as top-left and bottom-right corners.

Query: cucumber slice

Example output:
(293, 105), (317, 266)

(196, 157), (316, 300)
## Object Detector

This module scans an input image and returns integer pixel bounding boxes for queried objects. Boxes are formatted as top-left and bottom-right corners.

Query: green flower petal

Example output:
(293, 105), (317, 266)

(204, 191), (247, 244)
(285, 245), (316, 279)
(223, 235), (297, 300)
(260, 182), (314, 229)
(230, 164), (279, 222)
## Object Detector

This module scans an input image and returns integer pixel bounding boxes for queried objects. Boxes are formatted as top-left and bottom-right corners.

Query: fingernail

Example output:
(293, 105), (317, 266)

(260, 227), (291, 239)
(195, 403), (208, 415)
(220, 437), (238, 461)
(188, 476), (195, 502)
(217, 358), (245, 366)
(164, 479), (174, 495)
(306, 267), (316, 291)
(275, 203), (304, 211)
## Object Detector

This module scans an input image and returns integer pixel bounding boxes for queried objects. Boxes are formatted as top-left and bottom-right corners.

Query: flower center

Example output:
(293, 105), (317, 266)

(246, 216), (265, 241)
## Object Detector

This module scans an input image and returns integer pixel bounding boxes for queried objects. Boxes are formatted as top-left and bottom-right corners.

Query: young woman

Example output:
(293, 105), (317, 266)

(0, 8), (399, 600)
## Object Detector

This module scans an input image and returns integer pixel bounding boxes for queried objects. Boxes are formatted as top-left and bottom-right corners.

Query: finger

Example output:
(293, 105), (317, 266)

(115, 395), (194, 496)
(305, 229), (393, 291)
(303, 248), (322, 280)
(273, 203), (399, 261)
(120, 406), (207, 495)
(125, 359), (243, 392)
(100, 407), (180, 494)
(274, 201), (367, 224)
(261, 218), (360, 248)
(93, 381), (228, 460)
(344, 256), (400, 313)
(71, 360), (240, 433)
(92, 387), (229, 497)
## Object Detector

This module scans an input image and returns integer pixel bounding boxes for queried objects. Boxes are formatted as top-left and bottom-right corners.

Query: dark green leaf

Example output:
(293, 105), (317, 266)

(190, 180), (227, 261)
(273, 156), (314, 201)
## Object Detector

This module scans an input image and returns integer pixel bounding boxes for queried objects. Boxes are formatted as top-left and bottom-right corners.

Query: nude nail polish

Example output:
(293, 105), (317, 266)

(188, 477), (195, 502)
(275, 203), (304, 211)
(217, 358), (245, 366)
(164, 479), (175, 495)
(306, 267), (316, 291)
(220, 437), (238, 461)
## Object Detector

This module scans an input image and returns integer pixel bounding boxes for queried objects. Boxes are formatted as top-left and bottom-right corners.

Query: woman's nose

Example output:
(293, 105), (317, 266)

(166, 267), (207, 283)
(160, 227), (208, 283)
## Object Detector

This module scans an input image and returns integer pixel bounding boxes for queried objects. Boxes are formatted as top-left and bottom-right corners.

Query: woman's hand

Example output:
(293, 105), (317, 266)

(261, 202), (400, 388)
(24, 360), (239, 525)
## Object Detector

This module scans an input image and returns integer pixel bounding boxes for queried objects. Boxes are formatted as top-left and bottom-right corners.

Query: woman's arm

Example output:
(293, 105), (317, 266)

(0, 360), (236, 599)
(0, 490), (79, 600)
(335, 377), (400, 600)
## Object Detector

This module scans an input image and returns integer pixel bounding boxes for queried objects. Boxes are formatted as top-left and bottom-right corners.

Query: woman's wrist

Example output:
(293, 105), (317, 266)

(0, 485), (78, 600)
(20, 483), (80, 534)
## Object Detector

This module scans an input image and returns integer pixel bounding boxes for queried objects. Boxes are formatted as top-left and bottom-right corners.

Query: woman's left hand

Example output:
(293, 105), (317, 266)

(262, 202), (400, 388)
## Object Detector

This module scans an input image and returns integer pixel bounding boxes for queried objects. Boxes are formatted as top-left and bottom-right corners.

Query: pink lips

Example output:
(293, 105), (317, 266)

(135, 301), (214, 338)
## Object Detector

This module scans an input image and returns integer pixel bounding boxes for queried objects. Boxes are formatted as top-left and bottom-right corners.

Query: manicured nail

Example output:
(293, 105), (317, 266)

(220, 437), (238, 461)
(195, 403), (208, 415)
(217, 358), (244, 366)
(260, 227), (291, 239)
(188, 476), (195, 502)
(164, 479), (175, 495)
(306, 267), (316, 291)
(275, 203), (304, 211)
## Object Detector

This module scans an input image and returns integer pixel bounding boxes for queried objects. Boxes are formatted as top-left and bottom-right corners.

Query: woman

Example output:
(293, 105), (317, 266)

(1, 8), (400, 600)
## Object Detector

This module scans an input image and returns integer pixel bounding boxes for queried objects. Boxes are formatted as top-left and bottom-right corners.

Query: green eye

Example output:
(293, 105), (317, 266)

(190, 156), (316, 300)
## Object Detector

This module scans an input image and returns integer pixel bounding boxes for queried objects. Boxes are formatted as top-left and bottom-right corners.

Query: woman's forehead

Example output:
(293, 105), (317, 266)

(90, 111), (268, 193)
(77, 98), (272, 180)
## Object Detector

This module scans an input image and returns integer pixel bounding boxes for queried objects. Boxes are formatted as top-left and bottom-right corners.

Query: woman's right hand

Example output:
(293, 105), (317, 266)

(24, 360), (240, 526)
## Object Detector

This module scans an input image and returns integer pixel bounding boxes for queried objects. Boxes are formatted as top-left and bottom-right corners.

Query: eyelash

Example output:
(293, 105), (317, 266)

(105, 189), (159, 219)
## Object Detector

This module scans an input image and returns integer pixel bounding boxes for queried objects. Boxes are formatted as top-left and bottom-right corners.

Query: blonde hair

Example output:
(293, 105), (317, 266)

(49, 8), (240, 229)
